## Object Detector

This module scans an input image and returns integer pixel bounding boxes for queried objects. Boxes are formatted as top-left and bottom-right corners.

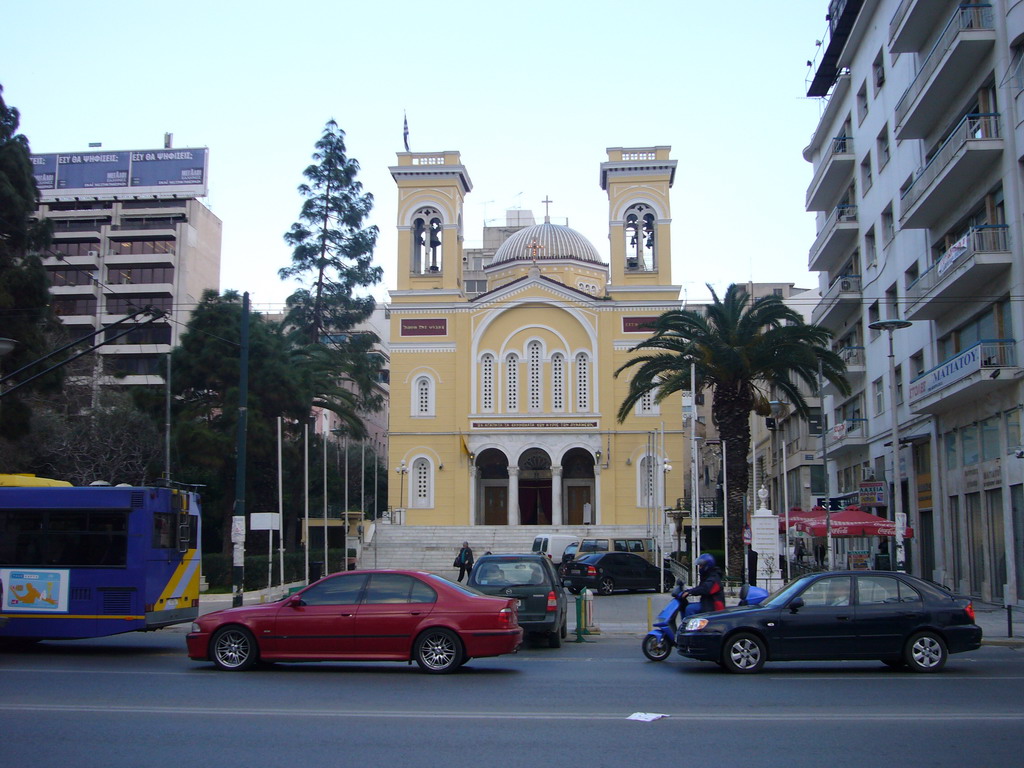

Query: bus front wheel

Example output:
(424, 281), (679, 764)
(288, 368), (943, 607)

(211, 626), (258, 671)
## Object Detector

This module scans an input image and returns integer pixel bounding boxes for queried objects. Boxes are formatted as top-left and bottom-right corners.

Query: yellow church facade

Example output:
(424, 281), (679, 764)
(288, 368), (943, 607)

(387, 147), (687, 528)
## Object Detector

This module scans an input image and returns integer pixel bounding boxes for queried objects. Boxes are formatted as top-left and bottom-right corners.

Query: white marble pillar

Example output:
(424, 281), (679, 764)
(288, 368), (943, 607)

(469, 467), (479, 525)
(551, 466), (563, 525)
(508, 466), (520, 526)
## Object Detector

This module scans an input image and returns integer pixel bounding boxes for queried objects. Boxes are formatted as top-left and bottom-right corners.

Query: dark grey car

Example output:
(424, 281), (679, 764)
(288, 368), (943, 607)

(467, 554), (568, 648)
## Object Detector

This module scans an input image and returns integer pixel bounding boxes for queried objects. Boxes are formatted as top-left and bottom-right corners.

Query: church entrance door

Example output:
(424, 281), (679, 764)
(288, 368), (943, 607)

(483, 486), (508, 525)
(566, 485), (592, 525)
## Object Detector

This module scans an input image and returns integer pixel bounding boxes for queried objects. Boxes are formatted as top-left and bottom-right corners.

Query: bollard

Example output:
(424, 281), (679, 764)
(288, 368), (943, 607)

(573, 590), (594, 643)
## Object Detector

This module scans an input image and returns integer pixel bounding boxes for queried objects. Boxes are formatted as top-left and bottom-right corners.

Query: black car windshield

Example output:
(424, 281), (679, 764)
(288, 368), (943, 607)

(759, 576), (815, 608)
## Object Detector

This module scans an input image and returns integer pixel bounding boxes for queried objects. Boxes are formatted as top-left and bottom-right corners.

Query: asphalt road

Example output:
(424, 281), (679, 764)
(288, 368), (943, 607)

(1, 618), (1022, 768)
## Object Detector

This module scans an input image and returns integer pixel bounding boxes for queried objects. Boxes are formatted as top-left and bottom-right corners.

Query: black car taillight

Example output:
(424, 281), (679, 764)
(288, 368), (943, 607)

(965, 601), (976, 622)
(546, 591), (557, 612)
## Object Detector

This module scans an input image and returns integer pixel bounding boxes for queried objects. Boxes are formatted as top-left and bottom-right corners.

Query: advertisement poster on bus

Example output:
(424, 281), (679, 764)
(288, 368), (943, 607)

(1, 568), (70, 613)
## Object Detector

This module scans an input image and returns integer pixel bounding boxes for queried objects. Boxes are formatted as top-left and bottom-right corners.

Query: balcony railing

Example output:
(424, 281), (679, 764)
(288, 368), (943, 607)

(901, 113), (1000, 211)
(909, 339), (1016, 402)
(906, 225), (1010, 300)
(895, 5), (994, 125)
(839, 345), (866, 366)
(811, 204), (858, 255)
(806, 137), (854, 207)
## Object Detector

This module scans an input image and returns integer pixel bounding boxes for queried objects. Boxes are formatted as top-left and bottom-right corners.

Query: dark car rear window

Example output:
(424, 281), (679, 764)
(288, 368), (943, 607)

(470, 557), (551, 589)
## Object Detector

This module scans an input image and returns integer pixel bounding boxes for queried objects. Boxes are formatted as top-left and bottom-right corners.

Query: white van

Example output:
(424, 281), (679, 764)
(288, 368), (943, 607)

(531, 534), (579, 565)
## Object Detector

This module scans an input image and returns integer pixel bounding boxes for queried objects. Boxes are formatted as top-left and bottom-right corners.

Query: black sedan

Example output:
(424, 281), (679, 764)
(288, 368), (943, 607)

(561, 552), (672, 596)
(677, 571), (982, 673)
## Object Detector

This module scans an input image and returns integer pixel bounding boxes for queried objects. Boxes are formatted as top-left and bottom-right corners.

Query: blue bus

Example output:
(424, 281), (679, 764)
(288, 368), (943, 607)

(0, 482), (201, 641)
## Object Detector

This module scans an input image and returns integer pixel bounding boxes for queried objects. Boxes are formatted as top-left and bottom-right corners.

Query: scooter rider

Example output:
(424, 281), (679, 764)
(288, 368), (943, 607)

(683, 553), (726, 616)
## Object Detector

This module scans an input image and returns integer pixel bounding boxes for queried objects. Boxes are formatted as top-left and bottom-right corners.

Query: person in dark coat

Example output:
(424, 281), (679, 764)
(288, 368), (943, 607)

(683, 553), (726, 616)
(454, 541), (474, 582)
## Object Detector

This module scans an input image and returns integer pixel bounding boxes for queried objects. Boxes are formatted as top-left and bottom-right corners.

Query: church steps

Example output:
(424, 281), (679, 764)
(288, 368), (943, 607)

(360, 524), (657, 575)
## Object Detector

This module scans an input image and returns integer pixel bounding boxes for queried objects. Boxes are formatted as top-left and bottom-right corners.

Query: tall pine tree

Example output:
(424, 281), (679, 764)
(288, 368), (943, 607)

(279, 120), (384, 438)
(279, 119), (381, 342)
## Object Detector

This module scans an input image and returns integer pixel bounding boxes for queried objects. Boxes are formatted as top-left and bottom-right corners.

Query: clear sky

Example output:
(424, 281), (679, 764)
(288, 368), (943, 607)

(3, 0), (833, 312)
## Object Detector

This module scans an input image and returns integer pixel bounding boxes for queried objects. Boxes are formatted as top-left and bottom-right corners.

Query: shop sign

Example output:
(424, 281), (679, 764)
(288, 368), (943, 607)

(859, 480), (887, 508)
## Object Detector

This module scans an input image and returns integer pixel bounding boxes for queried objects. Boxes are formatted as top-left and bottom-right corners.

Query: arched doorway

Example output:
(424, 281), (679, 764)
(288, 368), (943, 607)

(477, 449), (509, 525)
(562, 448), (596, 525)
(518, 449), (552, 525)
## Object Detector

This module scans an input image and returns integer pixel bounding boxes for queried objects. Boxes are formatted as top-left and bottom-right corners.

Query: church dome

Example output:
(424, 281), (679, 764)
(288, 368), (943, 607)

(492, 220), (604, 265)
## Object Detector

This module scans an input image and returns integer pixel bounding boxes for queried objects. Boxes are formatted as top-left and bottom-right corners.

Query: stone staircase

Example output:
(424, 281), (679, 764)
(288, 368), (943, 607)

(358, 524), (656, 576)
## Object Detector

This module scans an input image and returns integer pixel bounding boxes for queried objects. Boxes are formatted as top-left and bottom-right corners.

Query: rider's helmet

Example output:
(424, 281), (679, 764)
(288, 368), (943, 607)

(695, 552), (716, 573)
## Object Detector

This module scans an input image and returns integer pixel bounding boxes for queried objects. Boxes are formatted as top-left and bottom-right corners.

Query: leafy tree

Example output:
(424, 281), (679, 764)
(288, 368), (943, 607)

(616, 284), (850, 578)
(0, 83), (58, 438)
(279, 119), (381, 342)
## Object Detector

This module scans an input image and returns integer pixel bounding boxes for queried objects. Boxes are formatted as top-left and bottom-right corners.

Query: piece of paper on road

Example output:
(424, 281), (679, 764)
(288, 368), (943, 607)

(627, 712), (669, 721)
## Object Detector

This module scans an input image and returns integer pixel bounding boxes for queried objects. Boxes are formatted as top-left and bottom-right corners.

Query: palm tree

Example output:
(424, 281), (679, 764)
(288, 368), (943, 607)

(615, 284), (850, 578)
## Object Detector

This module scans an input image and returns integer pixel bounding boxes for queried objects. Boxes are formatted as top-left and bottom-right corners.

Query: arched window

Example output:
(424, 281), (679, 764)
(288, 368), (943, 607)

(551, 353), (565, 412)
(506, 353), (519, 412)
(481, 353), (495, 412)
(411, 207), (443, 275)
(624, 203), (656, 271)
(528, 341), (542, 412)
(411, 457), (432, 508)
(411, 374), (435, 417)
(575, 352), (590, 412)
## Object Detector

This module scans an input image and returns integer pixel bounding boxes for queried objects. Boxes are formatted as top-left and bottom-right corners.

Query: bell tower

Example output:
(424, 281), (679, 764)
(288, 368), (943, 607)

(390, 151), (472, 297)
(600, 147), (677, 299)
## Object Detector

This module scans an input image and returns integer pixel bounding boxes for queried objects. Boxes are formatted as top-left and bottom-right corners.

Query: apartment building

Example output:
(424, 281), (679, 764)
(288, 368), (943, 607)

(803, 0), (1023, 604)
(30, 146), (221, 387)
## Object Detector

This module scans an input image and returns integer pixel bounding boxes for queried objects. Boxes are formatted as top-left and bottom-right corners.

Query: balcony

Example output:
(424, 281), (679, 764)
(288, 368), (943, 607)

(813, 274), (862, 328)
(826, 417), (870, 458)
(805, 137), (855, 212)
(905, 225), (1012, 320)
(895, 6), (995, 139)
(889, 0), (949, 52)
(900, 114), (1003, 230)
(909, 339), (1019, 414)
(809, 204), (859, 273)
(109, 217), (183, 237)
(840, 344), (867, 383)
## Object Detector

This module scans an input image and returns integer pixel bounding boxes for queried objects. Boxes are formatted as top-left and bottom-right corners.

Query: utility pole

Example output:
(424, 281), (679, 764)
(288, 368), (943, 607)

(231, 292), (250, 607)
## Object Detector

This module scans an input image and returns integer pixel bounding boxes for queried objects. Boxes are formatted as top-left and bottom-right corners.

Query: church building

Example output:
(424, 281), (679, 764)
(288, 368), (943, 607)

(386, 147), (687, 529)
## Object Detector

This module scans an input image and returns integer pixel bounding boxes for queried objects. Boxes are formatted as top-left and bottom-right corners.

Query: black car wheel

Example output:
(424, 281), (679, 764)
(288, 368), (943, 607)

(548, 627), (562, 648)
(904, 631), (947, 673)
(721, 632), (766, 674)
(211, 626), (258, 671)
(560, 617), (567, 639)
(642, 634), (672, 662)
(414, 627), (463, 674)
(598, 577), (615, 596)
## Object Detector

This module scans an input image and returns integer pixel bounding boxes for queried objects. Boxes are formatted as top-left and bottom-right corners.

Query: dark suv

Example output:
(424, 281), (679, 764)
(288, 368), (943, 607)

(467, 554), (568, 648)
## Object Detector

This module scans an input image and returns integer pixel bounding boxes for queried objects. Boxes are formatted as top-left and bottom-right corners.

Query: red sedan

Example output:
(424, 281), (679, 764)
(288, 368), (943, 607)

(187, 570), (522, 674)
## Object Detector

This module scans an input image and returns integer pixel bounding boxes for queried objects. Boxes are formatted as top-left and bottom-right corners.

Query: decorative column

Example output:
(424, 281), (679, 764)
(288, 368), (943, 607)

(750, 485), (782, 592)
(508, 466), (520, 526)
(593, 460), (601, 525)
(551, 465), (563, 525)
(469, 466), (479, 525)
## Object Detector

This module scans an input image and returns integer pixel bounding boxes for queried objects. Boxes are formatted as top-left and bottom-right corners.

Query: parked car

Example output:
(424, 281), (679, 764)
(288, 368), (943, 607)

(577, 536), (657, 564)
(531, 534), (578, 566)
(558, 542), (580, 577)
(467, 554), (568, 647)
(677, 571), (982, 674)
(562, 552), (673, 595)
(186, 570), (522, 674)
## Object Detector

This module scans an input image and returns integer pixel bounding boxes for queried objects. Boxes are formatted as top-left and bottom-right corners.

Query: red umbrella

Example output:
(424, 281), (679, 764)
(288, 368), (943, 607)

(778, 506), (826, 533)
(794, 507), (914, 538)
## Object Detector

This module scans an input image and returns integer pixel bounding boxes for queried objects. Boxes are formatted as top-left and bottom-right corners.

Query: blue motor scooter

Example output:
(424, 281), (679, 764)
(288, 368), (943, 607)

(641, 581), (770, 662)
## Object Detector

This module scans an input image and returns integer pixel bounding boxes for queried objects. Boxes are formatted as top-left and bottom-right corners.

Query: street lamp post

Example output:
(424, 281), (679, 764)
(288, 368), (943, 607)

(395, 460), (408, 523)
(869, 319), (912, 572)
(770, 400), (791, 582)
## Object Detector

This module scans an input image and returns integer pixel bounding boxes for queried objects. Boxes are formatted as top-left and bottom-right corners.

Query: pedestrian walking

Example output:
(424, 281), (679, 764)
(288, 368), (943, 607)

(454, 541), (474, 582)
(814, 542), (826, 568)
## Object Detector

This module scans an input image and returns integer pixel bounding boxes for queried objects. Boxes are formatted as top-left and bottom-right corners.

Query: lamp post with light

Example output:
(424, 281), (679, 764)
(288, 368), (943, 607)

(770, 400), (792, 581)
(395, 460), (408, 524)
(869, 319), (912, 572)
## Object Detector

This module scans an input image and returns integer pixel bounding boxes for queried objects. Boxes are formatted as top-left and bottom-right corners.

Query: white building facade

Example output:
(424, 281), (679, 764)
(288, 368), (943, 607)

(804, 0), (1024, 604)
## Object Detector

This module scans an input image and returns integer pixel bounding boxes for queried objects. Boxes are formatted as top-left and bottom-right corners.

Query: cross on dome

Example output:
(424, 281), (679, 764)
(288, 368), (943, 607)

(541, 196), (553, 222)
